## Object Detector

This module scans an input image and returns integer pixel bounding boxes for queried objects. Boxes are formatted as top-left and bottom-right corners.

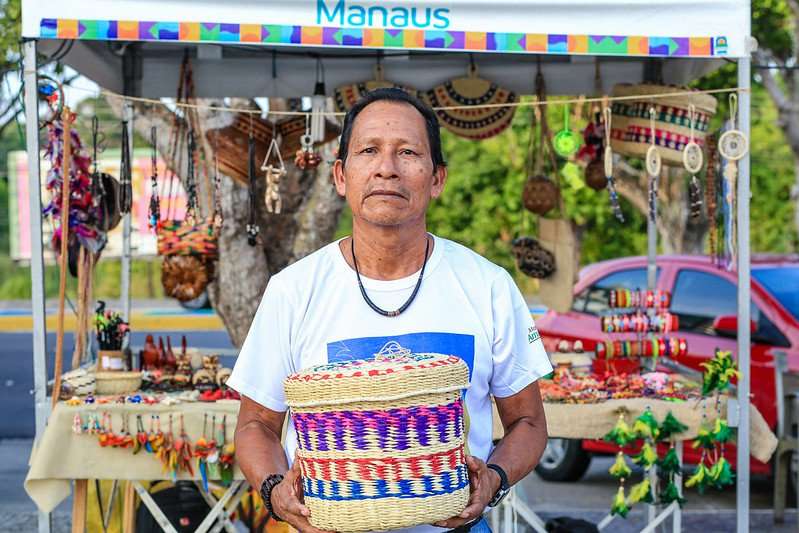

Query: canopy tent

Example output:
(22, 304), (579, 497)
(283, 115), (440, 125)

(20, 1), (754, 532)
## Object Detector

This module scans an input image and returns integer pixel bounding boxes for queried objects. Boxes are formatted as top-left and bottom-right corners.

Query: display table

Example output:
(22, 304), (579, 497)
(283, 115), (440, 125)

(493, 397), (777, 463)
(26, 400), (247, 533)
(490, 396), (778, 533)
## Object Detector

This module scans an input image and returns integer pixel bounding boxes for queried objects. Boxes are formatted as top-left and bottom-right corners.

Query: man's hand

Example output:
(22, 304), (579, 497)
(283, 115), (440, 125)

(269, 457), (333, 533)
(433, 455), (500, 529)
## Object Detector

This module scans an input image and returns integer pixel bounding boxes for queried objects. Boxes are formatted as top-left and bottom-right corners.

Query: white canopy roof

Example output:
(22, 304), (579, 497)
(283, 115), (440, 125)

(21, 0), (751, 97)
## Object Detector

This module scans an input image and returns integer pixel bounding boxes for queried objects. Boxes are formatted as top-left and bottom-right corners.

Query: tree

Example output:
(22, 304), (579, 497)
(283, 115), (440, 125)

(106, 97), (344, 345)
(750, 0), (799, 241)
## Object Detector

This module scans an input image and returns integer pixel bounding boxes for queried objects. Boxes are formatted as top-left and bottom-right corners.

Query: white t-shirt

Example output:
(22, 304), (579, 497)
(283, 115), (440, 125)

(228, 234), (552, 533)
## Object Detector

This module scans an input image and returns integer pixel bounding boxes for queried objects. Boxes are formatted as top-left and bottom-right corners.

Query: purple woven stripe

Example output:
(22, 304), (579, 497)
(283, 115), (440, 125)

(294, 401), (464, 451)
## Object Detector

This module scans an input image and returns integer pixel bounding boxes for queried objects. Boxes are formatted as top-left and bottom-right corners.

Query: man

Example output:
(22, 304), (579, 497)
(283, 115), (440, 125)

(229, 88), (551, 533)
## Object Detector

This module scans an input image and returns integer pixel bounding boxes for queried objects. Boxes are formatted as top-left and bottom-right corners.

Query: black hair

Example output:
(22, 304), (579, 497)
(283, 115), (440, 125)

(337, 87), (447, 169)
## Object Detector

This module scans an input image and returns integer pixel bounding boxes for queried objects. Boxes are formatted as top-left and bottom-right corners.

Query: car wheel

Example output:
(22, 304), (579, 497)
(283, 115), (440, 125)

(535, 438), (592, 482)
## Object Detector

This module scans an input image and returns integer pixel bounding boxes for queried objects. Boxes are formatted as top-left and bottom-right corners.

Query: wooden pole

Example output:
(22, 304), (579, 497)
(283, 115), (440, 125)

(52, 107), (75, 407)
(71, 479), (88, 533)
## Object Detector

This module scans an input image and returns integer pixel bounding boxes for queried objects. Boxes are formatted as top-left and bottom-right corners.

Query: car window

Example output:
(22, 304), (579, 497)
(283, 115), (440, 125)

(671, 269), (790, 347)
(573, 268), (656, 315)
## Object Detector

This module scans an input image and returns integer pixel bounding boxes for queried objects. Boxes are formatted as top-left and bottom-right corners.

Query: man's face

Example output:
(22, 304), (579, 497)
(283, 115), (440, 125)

(333, 100), (447, 228)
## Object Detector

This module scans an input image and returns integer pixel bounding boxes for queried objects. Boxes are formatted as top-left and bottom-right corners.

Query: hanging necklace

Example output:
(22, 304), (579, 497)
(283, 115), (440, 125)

(351, 236), (430, 317)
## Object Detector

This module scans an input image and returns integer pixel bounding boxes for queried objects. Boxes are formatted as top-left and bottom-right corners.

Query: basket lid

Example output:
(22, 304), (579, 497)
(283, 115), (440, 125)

(284, 348), (469, 408)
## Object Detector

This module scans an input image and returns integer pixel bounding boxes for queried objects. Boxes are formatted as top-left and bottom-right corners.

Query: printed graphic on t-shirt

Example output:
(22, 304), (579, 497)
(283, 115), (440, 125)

(326, 331), (475, 379)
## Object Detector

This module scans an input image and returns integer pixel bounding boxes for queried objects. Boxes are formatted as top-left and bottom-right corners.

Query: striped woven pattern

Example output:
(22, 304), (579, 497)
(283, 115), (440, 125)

(609, 83), (717, 166)
(285, 352), (470, 532)
(156, 219), (219, 258)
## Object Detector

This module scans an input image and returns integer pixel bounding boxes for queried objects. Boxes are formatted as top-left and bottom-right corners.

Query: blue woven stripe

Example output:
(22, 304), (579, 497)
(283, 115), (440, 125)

(303, 464), (469, 501)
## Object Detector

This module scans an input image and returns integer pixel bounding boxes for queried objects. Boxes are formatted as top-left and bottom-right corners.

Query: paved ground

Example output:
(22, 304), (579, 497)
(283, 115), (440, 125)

(3, 440), (795, 532)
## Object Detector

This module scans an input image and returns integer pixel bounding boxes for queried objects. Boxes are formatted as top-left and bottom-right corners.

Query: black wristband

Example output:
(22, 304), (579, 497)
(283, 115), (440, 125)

(260, 473), (285, 522)
(486, 463), (510, 507)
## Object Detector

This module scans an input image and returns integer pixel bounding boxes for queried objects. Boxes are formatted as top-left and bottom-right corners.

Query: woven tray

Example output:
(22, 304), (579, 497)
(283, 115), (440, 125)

(610, 83), (717, 166)
(284, 352), (470, 533)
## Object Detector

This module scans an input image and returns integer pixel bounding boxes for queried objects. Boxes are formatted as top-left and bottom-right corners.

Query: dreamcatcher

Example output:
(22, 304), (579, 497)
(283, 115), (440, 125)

(602, 108), (625, 222)
(645, 107), (662, 223)
(683, 104), (704, 220)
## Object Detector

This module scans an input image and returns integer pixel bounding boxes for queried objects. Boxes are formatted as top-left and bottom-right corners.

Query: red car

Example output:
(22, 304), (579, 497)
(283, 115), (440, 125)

(534, 254), (799, 483)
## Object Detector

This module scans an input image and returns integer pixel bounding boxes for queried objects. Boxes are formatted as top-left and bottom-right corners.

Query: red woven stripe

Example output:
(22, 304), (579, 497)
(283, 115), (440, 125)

(299, 446), (465, 482)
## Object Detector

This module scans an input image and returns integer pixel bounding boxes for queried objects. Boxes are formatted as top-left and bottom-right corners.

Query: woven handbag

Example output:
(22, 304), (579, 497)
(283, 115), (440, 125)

(609, 84), (717, 166)
(156, 219), (219, 259)
(284, 350), (471, 533)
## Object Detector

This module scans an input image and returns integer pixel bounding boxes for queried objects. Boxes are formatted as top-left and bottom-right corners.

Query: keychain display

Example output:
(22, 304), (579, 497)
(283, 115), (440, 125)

(261, 127), (287, 214)
(601, 312), (679, 334)
(294, 115), (322, 170)
(603, 108), (625, 222)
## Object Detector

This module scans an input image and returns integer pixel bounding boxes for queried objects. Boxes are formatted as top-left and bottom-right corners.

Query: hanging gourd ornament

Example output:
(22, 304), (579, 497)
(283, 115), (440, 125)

(261, 135), (287, 214)
(522, 175), (560, 215)
(553, 105), (581, 157)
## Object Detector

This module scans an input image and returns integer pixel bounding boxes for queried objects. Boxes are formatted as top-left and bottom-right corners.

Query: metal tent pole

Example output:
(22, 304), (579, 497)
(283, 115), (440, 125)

(22, 38), (53, 533)
(735, 55), (752, 533)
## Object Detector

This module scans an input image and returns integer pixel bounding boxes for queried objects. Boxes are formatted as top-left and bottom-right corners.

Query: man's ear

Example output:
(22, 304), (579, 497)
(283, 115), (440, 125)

(332, 159), (347, 197)
(431, 165), (448, 199)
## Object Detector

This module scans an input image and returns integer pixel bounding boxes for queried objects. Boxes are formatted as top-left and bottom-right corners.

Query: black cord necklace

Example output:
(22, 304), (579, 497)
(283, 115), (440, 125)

(351, 236), (430, 317)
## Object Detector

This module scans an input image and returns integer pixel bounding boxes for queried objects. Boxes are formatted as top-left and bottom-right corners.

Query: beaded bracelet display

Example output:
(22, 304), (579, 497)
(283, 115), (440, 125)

(608, 289), (671, 310)
(600, 312), (679, 334)
(595, 337), (688, 359)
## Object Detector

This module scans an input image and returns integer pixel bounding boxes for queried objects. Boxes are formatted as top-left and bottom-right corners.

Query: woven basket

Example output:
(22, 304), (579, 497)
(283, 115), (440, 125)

(95, 371), (142, 395)
(157, 219), (218, 258)
(284, 352), (470, 533)
(610, 84), (717, 166)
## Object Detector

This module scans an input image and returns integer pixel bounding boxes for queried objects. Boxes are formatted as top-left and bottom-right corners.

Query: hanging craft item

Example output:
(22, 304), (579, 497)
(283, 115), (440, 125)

(89, 117), (121, 233)
(646, 107), (661, 223)
(578, 109), (608, 191)
(311, 59), (327, 143)
(148, 126), (161, 230)
(553, 105), (582, 158)
(705, 133), (720, 262)
(294, 115), (322, 170)
(246, 122), (260, 246)
(609, 84), (717, 166)
(119, 120), (133, 215)
(655, 411), (688, 507)
(683, 104), (704, 220)
(334, 61), (419, 113)
(424, 61), (516, 140)
(603, 411), (634, 517)
(603, 108), (625, 222)
(522, 73), (560, 216)
(718, 94), (749, 165)
(261, 128), (286, 214)
(37, 75), (65, 129)
(511, 237), (556, 279)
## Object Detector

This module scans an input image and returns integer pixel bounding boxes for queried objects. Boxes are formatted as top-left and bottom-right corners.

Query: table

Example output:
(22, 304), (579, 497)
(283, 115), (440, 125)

(26, 400), (247, 533)
(491, 396), (778, 533)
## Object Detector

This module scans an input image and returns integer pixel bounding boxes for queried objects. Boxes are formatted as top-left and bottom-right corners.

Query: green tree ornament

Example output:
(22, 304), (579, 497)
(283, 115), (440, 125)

(685, 462), (712, 494)
(709, 457), (735, 489)
(610, 451), (632, 479)
(633, 408), (660, 440)
(692, 424), (716, 450)
(659, 480), (686, 506)
(631, 441), (658, 468)
(712, 418), (733, 444)
(627, 479), (655, 505)
(604, 413), (635, 446)
(610, 485), (630, 518)
(657, 446), (681, 476)
(658, 412), (688, 442)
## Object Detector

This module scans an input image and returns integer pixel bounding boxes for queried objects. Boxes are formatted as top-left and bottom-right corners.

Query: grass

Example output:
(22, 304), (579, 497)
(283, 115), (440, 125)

(0, 255), (165, 300)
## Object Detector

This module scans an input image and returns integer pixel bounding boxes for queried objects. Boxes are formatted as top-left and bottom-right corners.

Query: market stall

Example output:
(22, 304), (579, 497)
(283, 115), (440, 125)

(19, 1), (756, 532)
